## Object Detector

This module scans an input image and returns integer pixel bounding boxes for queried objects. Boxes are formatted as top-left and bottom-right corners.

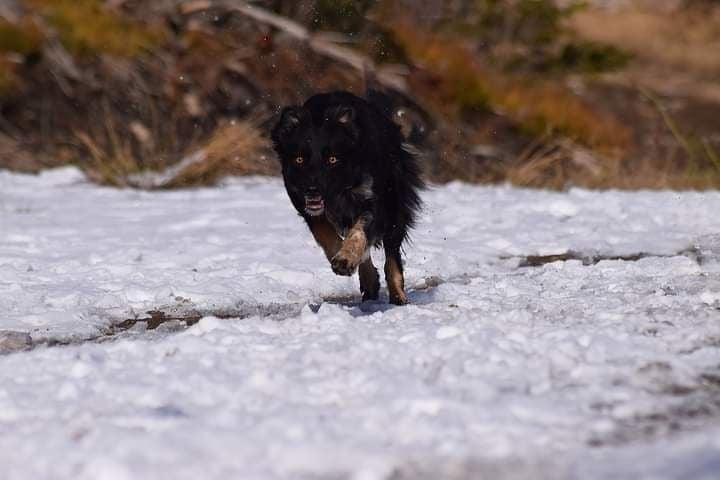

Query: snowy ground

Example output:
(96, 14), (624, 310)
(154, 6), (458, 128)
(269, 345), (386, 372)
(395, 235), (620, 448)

(1, 167), (720, 479)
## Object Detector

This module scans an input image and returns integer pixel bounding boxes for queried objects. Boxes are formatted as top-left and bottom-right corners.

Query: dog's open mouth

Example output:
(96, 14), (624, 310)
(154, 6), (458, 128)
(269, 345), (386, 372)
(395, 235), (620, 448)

(304, 195), (325, 215)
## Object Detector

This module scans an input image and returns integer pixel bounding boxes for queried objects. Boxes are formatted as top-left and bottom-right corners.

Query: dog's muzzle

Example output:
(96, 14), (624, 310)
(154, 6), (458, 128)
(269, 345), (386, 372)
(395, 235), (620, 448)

(304, 194), (325, 216)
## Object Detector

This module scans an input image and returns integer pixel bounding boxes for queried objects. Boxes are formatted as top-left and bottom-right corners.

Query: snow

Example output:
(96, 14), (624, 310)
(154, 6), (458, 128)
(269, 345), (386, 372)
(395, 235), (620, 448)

(1, 167), (720, 479)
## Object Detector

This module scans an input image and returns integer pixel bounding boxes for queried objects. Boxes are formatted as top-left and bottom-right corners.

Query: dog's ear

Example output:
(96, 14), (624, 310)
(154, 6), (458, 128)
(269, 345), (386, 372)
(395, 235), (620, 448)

(271, 106), (303, 148)
(335, 106), (355, 125)
(329, 105), (359, 140)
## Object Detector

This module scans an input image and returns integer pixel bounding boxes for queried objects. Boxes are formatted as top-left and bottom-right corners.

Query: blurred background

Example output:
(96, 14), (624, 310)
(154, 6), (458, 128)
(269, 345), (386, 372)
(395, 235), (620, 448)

(0, 0), (718, 189)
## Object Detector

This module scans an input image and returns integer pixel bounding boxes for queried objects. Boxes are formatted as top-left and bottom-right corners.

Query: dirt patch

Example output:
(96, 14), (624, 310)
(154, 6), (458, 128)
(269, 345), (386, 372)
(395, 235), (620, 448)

(588, 365), (720, 447)
(511, 248), (701, 267)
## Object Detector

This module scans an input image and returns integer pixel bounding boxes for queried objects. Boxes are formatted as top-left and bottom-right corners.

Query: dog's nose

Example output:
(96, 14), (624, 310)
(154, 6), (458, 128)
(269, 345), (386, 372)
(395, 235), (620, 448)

(306, 186), (319, 197)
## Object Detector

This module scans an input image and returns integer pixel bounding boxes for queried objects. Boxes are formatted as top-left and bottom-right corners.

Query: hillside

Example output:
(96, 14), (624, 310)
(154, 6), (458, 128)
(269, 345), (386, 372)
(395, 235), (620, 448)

(0, 0), (719, 188)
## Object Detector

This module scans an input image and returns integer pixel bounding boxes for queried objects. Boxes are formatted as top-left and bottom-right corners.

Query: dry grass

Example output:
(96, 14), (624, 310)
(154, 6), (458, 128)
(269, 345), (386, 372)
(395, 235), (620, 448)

(617, 156), (720, 190)
(387, 19), (632, 154)
(75, 116), (140, 186)
(0, 133), (49, 171)
(505, 137), (617, 189)
(162, 121), (276, 188)
(503, 139), (720, 190)
(77, 117), (274, 188)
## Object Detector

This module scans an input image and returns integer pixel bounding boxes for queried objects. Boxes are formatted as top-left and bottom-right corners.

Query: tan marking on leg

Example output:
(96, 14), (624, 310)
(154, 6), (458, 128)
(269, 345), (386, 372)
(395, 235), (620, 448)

(384, 256), (407, 305)
(309, 216), (342, 261)
(331, 218), (368, 276)
(358, 256), (380, 301)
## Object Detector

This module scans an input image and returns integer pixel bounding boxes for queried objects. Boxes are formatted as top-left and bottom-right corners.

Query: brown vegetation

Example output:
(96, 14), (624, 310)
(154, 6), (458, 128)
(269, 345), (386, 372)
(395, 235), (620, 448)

(387, 19), (631, 152)
(157, 120), (275, 189)
(26, 0), (167, 57)
(0, 0), (718, 190)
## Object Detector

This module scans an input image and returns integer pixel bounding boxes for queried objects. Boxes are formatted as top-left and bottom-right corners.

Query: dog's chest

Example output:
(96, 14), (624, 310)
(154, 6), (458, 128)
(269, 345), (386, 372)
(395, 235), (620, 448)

(324, 208), (351, 239)
(324, 193), (362, 239)
(325, 175), (375, 238)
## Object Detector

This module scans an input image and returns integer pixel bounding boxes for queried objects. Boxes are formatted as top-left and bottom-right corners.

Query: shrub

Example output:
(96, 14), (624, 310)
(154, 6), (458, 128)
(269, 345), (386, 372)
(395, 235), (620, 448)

(25, 0), (166, 57)
(388, 19), (631, 151)
(436, 0), (630, 74)
(310, 0), (375, 34)
(555, 41), (632, 73)
(0, 18), (44, 55)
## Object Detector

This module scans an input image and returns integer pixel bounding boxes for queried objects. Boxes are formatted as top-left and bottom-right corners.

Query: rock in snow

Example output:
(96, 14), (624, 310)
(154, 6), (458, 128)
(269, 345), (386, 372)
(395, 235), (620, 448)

(0, 331), (32, 353)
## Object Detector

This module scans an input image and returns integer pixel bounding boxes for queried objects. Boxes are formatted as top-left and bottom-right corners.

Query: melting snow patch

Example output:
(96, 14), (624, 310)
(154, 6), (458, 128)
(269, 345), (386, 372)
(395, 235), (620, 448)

(1, 169), (720, 478)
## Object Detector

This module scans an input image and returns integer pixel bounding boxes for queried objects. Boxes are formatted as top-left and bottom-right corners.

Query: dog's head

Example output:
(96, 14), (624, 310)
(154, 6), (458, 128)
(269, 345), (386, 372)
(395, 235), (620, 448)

(271, 100), (362, 217)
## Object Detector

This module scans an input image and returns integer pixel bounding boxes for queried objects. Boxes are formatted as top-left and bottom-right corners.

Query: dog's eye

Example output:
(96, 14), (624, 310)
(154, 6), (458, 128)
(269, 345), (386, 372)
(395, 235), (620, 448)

(328, 155), (338, 165)
(294, 156), (304, 165)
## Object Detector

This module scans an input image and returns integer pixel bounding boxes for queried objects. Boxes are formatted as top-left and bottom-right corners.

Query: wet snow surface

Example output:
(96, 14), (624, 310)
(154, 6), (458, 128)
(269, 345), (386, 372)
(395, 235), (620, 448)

(2, 167), (720, 479)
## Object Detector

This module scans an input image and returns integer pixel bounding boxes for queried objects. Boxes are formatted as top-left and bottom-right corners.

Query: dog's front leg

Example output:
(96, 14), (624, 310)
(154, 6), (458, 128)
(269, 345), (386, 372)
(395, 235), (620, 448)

(308, 216), (342, 261)
(330, 214), (371, 277)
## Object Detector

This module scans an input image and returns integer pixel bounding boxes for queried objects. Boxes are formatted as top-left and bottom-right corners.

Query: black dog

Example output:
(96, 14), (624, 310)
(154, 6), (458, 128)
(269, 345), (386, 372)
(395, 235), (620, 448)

(271, 91), (423, 305)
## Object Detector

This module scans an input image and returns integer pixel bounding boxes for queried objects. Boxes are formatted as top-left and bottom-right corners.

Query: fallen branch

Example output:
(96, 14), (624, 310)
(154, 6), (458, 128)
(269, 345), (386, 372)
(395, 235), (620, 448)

(125, 151), (205, 189)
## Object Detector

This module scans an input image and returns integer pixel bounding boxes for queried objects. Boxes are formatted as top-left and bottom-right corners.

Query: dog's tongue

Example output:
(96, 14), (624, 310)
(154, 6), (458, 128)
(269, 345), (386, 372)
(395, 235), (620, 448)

(305, 196), (324, 210)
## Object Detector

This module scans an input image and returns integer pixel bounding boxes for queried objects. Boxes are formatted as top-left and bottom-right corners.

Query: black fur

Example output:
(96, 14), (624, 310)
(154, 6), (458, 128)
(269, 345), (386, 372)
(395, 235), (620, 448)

(271, 90), (424, 304)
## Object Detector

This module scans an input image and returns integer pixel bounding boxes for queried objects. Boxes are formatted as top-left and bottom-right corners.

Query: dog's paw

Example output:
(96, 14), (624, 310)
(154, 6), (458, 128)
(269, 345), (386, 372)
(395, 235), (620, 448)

(361, 289), (380, 302)
(359, 267), (380, 302)
(389, 291), (408, 306)
(331, 252), (359, 276)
